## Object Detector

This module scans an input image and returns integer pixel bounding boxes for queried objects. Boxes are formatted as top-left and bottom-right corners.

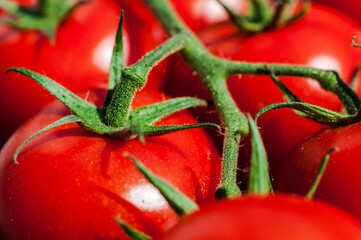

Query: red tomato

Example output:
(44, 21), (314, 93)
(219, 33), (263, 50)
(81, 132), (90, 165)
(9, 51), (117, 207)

(275, 121), (361, 221)
(165, 3), (361, 174)
(0, 0), (131, 146)
(313, 0), (361, 24)
(170, 0), (248, 31)
(116, 0), (248, 32)
(0, 88), (221, 240)
(161, 195), (361, 240)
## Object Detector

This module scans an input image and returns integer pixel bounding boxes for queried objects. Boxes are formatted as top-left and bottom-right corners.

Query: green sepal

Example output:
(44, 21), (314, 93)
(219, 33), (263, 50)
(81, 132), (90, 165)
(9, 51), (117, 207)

(217, 0), (309, 33)
(334, 72), (361, 115)
(216, 0), (264, 33)
(13, 115), (81, 164)
(128, 124), (146, 145)
(60, 0), (89, 19)
(256, 102), (358, 126)
(262, 0), (288, 30)
(130, 97), (208, 125)
(6, 68), (219, 141)
(265, 65), (302, 103)
(0, 0), (88, 41)
(0, 1), (21, 15)
(305, 147), (338, 199)
(124, 152), (199, 216)
(248, 0), (273, 22)
(265, 65), (311, 120)
(129, 97), (220, 138)
(283, 0), (311, 26)
(247, 115), (273, 195)
(6, 67), (106, 128)
(114, 218), (152, 240)
(103, 10), (125, 108)
(6, 68), (136, 136)
(140, 123), (220, 137)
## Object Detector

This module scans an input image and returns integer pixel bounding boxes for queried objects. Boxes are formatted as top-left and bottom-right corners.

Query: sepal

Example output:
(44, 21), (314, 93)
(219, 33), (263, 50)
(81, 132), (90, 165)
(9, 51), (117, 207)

(13, 115), (81, 164)
(124, 152), (199, 216)
(256, 102), (357, 126)
(248, 115), (273, 195)
(114, 218), (152, 240)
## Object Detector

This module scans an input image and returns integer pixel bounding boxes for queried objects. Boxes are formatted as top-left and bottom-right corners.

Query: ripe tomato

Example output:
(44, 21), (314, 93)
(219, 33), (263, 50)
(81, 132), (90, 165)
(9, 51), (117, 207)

(0, 88), (221, 240)
(161, 195), (361, 240)
(116, 0), (248, 32)
(170, 0), (248, 31)
(0, 0), (131, 146)
(313, 0), (361, 24)
(165, 3), (361, 174)
(275, 121), (361, 221)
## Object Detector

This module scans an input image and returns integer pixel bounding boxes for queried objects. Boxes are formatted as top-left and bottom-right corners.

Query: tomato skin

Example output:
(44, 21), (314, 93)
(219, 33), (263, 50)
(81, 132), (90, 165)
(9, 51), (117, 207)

(0, 89), (221, 240)
(165, 3), (361, 172)
(313, 0), (361, 24)
(275, 121), (361, 221)
(170, 0), (248, 31)
(116, 0), (248, 32)
(161, 195), (361, 240)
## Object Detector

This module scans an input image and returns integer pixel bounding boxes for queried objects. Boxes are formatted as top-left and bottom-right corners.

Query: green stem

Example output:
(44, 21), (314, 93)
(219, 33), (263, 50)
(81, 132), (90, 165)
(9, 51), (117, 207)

(104, 35), (186, 127)
(250, 0), (272, 20)
(143, 0), (248, 198)
(225, 62), (361, 114)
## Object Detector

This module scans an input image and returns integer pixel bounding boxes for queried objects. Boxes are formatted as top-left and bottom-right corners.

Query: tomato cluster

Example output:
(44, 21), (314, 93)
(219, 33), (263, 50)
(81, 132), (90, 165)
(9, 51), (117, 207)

(1, 0), (361, 239)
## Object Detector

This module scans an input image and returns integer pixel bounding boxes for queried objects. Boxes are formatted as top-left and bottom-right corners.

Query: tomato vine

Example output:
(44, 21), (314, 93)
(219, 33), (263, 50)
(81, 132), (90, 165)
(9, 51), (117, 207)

(141, 0), (361, 198)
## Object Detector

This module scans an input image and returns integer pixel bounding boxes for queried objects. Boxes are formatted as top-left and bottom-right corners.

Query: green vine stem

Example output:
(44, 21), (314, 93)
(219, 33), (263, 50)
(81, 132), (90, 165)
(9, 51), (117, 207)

(225, 62), (360, 114)
(104, 34), (186, 127)
(142, 0), (360, 199)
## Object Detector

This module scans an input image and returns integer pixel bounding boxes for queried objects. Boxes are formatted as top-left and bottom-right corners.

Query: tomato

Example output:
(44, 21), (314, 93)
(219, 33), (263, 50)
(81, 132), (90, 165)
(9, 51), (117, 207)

(161, 195), (361, 240)
(0, 0), (127, 145)
(313, 0), (361, 24)
(165, 3), (361, 174)
(0, 88), (221, 240)
(275, 121), (361, 221)
(170, 0), (248, 31)
(116, 0), (248, 32)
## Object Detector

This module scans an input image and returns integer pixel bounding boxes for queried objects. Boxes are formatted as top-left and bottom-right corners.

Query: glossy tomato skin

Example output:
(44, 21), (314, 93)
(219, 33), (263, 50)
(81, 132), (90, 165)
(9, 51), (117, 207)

(313, 0), (361, 24)
(161, 195), (361, 240)
(170, 0), (248, 31)
(165, 4), (361, 173)
(116, 0), (248, 32)
(0, 89), (221, 240)
(275, 121), (361, 221)
(0, 0), (133, 146)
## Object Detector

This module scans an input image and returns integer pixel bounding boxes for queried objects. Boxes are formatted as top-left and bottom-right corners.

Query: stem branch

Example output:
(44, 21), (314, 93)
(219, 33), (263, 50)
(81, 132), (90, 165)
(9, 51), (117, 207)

(105, 34), (186, 127)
